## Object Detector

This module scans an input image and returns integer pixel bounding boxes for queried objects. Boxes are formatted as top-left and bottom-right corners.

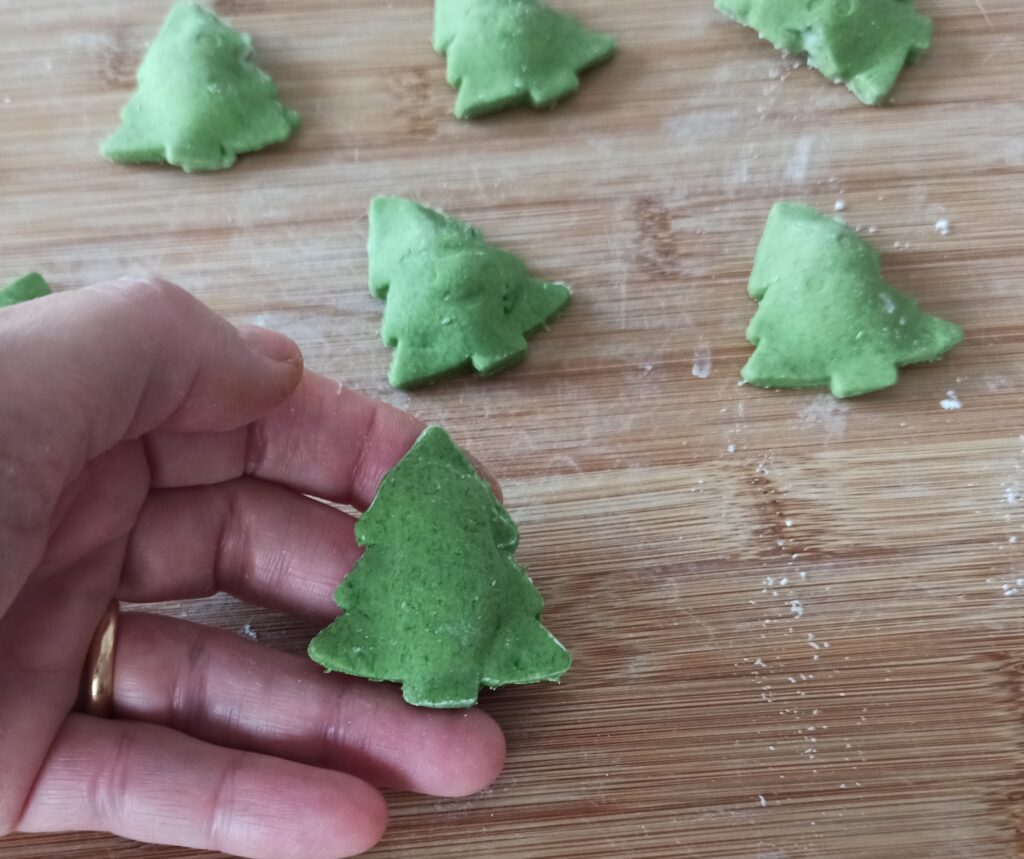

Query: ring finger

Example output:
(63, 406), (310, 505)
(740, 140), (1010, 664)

(113, 612), (506, 798)
(19, 713), (386, 859)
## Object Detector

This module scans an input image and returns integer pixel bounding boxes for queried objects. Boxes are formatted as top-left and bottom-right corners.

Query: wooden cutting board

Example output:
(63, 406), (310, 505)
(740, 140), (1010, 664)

(3, 0), (1023, 856)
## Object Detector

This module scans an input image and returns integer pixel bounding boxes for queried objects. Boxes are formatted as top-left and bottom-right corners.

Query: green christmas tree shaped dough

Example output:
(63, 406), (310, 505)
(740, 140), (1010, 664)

(434, 0), (616, 119)
(369, 196), (572, 389)
(715, 0), (931, 105)
(309, 427), (571, 709)
(102, 2), (299, 172)
(0, 273), (51, 308)
(741, 203), (962, 398)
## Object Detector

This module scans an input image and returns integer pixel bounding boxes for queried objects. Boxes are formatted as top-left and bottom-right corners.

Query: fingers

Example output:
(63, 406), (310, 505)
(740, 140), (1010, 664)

(17, 714), (387, 859)
(119, 478), (360, 621)
(0, 278), (302, 474)
(144, 371), (503, 509)
(112, 613), (506, 798)
(145, 371), (426, 509)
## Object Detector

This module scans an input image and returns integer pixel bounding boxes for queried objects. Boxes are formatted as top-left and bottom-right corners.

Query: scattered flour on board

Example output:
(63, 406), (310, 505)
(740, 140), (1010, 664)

(1000, 578), (1024, 597)
(692, 342), (713, 379)
(940, 390), (962, 411)
(1005, 486), (1020, 505)
(798, 394), (849, 436)
(935, 219), (951, 236)
(663, 108), (744, 143)
(834, 199), (846, 212)
(785, 136), (815, 183)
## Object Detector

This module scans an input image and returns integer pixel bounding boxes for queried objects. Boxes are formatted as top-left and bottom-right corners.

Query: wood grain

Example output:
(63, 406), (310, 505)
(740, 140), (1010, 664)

(2, 0), (1023, 856)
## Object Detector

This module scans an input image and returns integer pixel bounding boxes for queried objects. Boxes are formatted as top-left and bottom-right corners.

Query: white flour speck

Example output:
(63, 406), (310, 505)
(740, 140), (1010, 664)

(241, 624), (259, 641)
(940, 391), (962, 411)
(1001, 578), (1024, 597)
(789, 599), (805, 619)
(935, 219), (951, 236)
(727, 443), (737, 454)
(1005, 486), (1020, 505)
(834, 199), (846, 212)
(785, 136), (815, 183)
(758, 795), (768, 808)
(692, 342), (713, 379)
(246, 313), (273, 328)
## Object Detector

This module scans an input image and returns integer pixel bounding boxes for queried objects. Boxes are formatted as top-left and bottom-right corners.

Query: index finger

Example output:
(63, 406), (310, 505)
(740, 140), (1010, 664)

(145, 372), (503, 509)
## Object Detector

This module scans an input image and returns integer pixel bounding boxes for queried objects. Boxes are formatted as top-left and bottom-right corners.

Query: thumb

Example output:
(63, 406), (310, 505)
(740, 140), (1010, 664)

(0, 277), (303, 549)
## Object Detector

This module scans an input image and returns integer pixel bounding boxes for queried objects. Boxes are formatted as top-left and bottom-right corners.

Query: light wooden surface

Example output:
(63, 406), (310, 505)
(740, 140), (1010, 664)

(3, 0), (1024, 856)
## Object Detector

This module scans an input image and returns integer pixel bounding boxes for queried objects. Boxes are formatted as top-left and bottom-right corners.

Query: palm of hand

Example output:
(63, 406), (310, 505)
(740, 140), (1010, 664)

(0, 281), (504, 859)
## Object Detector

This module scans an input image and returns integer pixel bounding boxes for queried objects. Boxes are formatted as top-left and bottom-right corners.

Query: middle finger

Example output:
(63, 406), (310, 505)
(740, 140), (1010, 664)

(143, 372), (503, 504)
(144, 372), (424, 510)
(119, 477), (360, 619)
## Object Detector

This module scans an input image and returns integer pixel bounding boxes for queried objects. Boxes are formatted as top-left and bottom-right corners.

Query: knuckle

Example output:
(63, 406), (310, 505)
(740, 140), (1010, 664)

(205, 751), (247, 850)
(170, 625), (214, 736)
(117, 276), (192, 313)
(86, 277), (193, 325)
(87, 278), (205, 354)
(92, 722), (137, 831)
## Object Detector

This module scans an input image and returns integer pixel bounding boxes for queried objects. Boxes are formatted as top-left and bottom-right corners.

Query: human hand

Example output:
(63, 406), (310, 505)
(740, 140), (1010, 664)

(0, 279), (506, 858)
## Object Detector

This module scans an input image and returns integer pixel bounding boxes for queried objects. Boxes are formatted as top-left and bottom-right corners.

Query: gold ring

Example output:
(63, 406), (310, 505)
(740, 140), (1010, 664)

(79, 600), (119, 718)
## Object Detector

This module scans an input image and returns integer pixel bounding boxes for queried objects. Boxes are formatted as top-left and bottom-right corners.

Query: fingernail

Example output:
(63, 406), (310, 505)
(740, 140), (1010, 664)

(237, 325), (302, 364)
